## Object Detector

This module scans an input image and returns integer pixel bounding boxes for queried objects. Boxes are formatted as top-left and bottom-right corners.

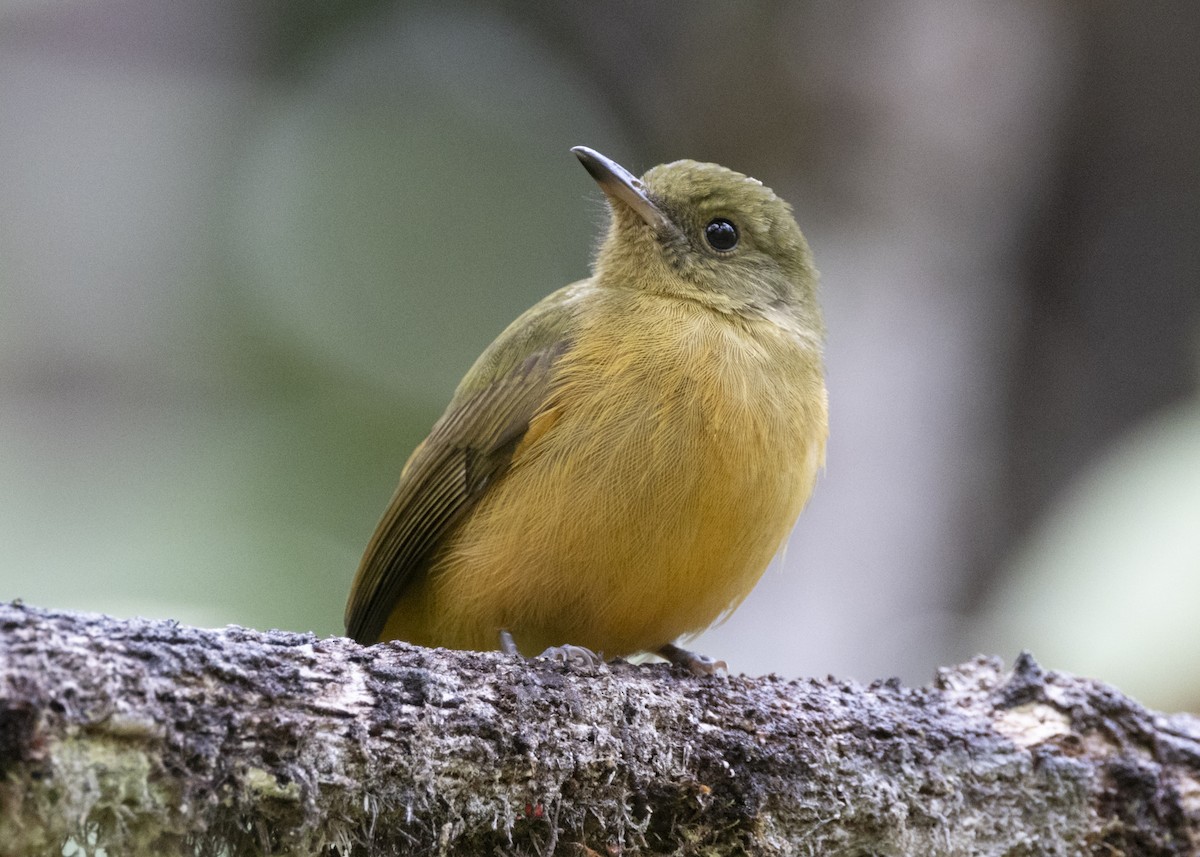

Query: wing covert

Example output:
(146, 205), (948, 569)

(344, 338), (571, 643)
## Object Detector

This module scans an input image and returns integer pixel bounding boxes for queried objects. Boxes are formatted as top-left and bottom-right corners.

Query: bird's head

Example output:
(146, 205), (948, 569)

(575, 146), (820, 335)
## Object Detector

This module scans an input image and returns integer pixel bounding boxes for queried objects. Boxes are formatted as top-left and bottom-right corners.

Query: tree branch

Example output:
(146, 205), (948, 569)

(0, 603), (1197, 856)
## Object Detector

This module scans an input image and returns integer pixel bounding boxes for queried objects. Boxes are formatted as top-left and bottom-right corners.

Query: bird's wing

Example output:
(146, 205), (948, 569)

(343, 285), (584, 643)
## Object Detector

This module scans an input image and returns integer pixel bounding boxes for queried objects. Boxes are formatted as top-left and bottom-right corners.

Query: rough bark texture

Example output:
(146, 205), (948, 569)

(0, 603), (1197, 856)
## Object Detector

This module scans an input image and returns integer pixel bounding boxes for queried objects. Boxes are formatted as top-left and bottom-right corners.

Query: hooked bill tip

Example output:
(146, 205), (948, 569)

(571, 146), (608, 183)
(569, 146), (671, 233)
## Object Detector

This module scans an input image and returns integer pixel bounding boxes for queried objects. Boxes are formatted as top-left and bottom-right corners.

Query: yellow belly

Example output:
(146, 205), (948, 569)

(382, 296), (827, 656)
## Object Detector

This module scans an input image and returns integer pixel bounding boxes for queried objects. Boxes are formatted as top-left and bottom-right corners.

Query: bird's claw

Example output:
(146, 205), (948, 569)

(537, 644), (605, 669)
(658, 643), (727, 676)
(499, 630), (606, 669)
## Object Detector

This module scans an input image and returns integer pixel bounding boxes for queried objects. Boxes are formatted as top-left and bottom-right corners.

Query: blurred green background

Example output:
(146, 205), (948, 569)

(2, 2), (1197, 710)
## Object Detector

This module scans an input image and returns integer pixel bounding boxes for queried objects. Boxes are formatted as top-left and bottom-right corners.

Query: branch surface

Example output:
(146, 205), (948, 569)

(0, 603), (1197, 856)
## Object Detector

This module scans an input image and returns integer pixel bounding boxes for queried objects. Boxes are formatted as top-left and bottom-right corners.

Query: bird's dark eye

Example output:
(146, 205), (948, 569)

(704, 218), (739, 252)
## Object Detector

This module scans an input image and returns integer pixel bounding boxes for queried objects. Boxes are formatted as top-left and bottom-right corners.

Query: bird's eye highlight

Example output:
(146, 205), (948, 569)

(704, 218), (739, 252)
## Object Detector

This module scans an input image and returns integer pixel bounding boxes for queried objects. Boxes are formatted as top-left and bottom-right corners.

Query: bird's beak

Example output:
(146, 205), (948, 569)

(572, 146), (673, 234)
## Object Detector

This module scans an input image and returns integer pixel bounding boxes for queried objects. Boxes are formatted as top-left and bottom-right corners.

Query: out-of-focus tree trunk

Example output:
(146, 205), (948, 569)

(1003, 3), (1200, 549)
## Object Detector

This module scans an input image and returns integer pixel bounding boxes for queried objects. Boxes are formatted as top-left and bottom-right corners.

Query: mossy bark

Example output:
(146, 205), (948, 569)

(0, 603), (1197, 856)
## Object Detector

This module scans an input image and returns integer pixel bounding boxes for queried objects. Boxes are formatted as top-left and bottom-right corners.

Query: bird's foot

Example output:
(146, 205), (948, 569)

(537, 644), (605, 669)
(498, 629), (605, 669)
(658, 643), (727, 676)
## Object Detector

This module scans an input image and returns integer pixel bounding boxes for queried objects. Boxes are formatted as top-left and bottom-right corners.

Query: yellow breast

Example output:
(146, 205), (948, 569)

(382, 290), (827, 656)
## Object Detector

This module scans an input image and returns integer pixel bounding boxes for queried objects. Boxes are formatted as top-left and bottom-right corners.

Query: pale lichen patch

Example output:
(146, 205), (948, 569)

(1177, 771), (1200, 815)
(992, 702), (1072, 747)
(1081, 728), (1123, 760)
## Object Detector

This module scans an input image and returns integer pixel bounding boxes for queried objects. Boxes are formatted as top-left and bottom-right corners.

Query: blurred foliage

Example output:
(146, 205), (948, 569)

(984, 391), (1200, 712)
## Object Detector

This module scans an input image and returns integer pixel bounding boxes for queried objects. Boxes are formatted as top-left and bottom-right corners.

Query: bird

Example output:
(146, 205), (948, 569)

(344, 146), (827, 674)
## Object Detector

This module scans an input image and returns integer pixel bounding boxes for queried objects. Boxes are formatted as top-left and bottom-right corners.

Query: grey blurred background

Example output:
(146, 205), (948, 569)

(2, 1), (1197, 710)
